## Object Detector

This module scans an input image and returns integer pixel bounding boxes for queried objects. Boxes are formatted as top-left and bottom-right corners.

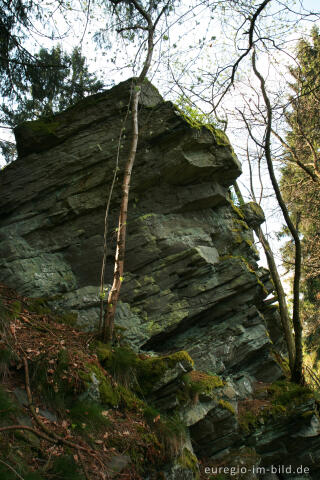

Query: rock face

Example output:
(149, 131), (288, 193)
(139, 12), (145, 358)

(0, 79), (278, 380)
(0, 79), (319, 478)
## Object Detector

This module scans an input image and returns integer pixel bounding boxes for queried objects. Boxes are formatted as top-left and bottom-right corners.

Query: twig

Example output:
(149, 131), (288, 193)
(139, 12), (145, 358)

(20, 315), (59, 338)
(22, 357), (97, 456)
(0, 459), (25, 480)
(306, 365), (320, 390)
(0, 425), (53, 443)
(78, 449), (91, 480)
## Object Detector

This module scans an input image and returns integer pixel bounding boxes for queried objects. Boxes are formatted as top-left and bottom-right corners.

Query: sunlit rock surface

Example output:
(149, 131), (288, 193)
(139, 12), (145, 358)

(1, 79), (318, 478)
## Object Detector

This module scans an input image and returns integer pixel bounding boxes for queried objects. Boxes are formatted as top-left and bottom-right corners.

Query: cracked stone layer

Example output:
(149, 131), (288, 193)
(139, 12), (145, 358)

(3, 78), (316, 477)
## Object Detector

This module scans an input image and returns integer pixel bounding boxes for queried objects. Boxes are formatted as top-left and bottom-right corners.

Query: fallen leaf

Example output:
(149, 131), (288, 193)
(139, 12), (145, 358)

(153, 414), (160, 423)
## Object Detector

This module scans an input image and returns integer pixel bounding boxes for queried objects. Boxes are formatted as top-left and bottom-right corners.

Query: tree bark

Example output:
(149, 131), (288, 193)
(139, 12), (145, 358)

(255, 225), (295, 370)
(102, 88), (140, 342)
(233, 181), (296, 371)
(252, 50), (304, 384)
(101, 1), (169, 342)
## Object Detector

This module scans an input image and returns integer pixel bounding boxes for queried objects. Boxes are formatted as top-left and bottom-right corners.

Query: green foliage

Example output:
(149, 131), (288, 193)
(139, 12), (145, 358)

(26, 298), (51, 316)
(0, 385), (19, 419)
(177, 448), (199, 478)
(49, 455), (84, 480)
(280, 26), (320, 353)
(238, 380), (313, 432)
(0, 461), (44, 480)
(147, 412), (187, 459)
(1, 44), (103, 163)
(98, 343), (194, 396)
(143, 404), (160, 424)
(3, 45), (104, 128)
(175, 96), (217, 131)
(267, 380), (312, 410)
(69, 400), (110, 432)
(30, 349), (81, 412)
(0, 299), (22, 330)
(0, 346), (17, 378)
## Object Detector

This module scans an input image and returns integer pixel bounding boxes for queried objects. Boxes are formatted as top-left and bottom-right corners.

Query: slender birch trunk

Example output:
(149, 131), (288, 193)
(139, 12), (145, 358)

(101, 1), (169, 342)
(102, 88), (140, 342)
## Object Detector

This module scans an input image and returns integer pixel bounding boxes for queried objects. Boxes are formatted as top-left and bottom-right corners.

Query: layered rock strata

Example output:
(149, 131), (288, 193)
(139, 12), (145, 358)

(1, 79), (319, 478)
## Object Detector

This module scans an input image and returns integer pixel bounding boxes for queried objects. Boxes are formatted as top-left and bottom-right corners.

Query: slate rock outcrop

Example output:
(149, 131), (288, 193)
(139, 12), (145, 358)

(0, 79), (279, 383)
(0, 79), (319, 478)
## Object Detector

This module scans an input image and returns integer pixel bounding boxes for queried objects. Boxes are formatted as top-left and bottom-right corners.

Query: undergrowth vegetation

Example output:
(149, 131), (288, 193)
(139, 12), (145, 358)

(0, 283), (201, 479)
(1, 282), (318, 480)
(238, 380), (314, 432)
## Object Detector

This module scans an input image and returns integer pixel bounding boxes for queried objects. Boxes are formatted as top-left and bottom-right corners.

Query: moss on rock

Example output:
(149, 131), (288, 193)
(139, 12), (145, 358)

(180, 370), (224, 404)
(218, 399), (236, 415)
(27, 119), (60, 136)
(239, 380), (314, 433)
(177, 448), (200, 479)
(230, 201), (245, 220)
(97, 344), (194, 397)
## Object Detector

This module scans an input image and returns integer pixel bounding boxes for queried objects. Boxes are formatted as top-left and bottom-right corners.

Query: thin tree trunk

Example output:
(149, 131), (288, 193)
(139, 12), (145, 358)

(255, 225), (295, 370)
(102, 88), (140, 342)
(252, 50), (303, 384)
(101, 1), (170, 343)
(99, 103), (131, 332)
(233, 181), (296, 370)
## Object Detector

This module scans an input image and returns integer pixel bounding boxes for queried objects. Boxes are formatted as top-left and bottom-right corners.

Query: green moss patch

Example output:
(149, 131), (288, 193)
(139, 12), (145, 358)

(230, 201), (245, 220)
(49, 455), (84, 480)
(182, 370), (224, 401)
(27, 119), (60, 136)
(69, 399), (111, 432)
(97, 343), (194, 397)
(0, 385), (20, 421)
(218, 399), (236, 415)
(267, 380), (313, 412)
(238, 380), (314, 432)
(178, 448), (200, 478)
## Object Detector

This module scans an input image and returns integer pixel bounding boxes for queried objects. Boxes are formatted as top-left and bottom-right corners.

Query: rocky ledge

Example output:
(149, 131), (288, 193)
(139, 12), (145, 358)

(0, 79), (319, 478)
